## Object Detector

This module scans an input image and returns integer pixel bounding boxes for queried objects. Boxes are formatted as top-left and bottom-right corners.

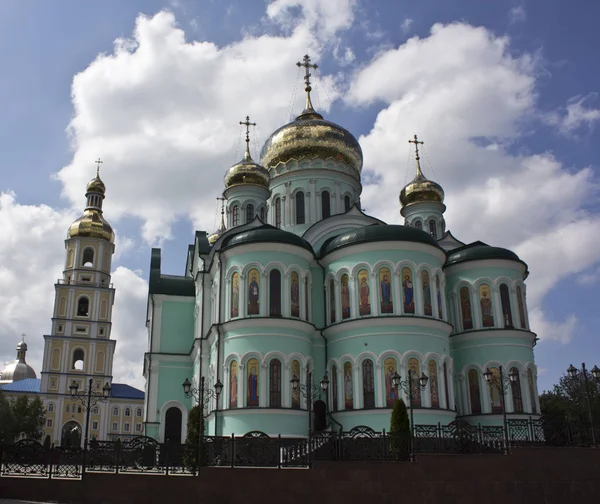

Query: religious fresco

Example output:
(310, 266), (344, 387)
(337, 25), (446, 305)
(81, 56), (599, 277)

(479, 284), (494, 327)
(428, 360), (439, 408)
(341, 274), (351, 320)
(468, 369), (481, 414)
(379, 268), (393, 314)
(331, 365), (338, 411)
(231, 272), (240, 318)
(460, 286), (473, 330)
(422, 270), (432, 316)
(510, 367), (523, 412)
(291, 360), (301, 409)
(408, 357), (421, 406)
(402, 268), (415, 314)
(489, 367), (502, 413)
(436, 275), (443, 319)
(290, 271), (300, 318)
(269, 270), (282, 316)
(362, 359), (375, 408)
(517, 285), (526, 329)
(343, 361), (353, 409)
(247, 269), (260, 315)
(229, 361), (238, 408)
(357, 269), (371, 316)
(247, 358), (259, 407)
(384, 357), (398, 407)
(499, 284), (513, 327)
(329, 279), (336, 323)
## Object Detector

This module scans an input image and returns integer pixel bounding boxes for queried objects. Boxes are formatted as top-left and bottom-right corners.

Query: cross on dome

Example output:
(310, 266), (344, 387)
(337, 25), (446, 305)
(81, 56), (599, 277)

(296, 54), (318, 114)
(239, 116), (256, 159)
(408, 134), (424, 177)
(95, 158), (103, 176)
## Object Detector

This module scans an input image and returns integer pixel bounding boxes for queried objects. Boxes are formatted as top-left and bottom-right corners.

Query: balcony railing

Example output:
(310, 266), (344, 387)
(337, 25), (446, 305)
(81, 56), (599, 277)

(56, 279), (114, 288)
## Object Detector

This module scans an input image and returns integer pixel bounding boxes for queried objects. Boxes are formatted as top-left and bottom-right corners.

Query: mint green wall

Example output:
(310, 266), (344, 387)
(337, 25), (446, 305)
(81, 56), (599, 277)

(156, 360), (194, 416)
(160, 301), (195, 353)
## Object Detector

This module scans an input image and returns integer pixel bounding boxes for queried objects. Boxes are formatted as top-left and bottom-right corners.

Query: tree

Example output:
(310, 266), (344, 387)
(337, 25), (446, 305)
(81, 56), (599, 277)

(0, 391), (16, 443)
(389, 399), (410, 460)
(0, 394), (47, 442)
(183, 405), (204, 469)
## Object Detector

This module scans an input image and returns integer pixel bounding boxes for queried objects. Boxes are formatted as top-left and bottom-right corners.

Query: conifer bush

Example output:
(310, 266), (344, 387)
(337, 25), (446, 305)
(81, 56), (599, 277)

(389, 399), (410, 460)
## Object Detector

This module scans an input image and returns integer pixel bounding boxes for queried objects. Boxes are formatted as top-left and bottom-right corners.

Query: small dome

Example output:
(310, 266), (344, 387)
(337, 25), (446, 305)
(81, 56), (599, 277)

(400, 173), (445, 207)
(208, 214), (227, 245)
(224, 152), (270, 189)
(445, 241), (526, 270)
(68, 210), (115, 243)
(220, 224), (313, 253)
(86, 174), (106, 195)
(1, 339), (36, 383)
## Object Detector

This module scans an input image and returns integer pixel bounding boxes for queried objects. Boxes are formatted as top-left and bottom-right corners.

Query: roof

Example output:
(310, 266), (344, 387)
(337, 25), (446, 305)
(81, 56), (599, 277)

(444, 241), (528, 272)
(220, 224), (314, 253)
(320, 224), (441, 257)
(111, 383), (145, 400)
(149, 248), (195, 297)
(0, 378), (40, 393)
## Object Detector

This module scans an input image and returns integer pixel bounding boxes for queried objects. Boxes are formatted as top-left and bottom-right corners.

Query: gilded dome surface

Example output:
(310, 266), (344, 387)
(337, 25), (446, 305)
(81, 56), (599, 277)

(400, 173), (445, 206)
(260, 108), (363, 178)
(86, 175), (106, 194)
(224, 151), (270, 189)
(1, 340), (37, 383)
(68, 210), (115, 243)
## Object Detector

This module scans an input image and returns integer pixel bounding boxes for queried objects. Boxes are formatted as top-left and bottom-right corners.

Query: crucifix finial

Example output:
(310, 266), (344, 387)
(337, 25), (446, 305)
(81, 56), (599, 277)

(239, 116), (256, 160)
(216, 196), (227, 232)
(20, 332), (26, 343)
(408, 135), (424, 177)
(95, 158), (103, 176)
(297, 54), (318, 113)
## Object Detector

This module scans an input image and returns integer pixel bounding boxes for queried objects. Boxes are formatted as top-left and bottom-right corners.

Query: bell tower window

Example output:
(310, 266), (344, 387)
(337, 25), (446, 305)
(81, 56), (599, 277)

(72, 349), (85, 371)
(246, 204), (255, 223)
(429, 220), (437, 239)
(82, 248), (94, 267)
(77, 297), (90, 317)
(295, 192), (305, 224)
(321, 191), (331, 219)
(232, 205), (239, 227)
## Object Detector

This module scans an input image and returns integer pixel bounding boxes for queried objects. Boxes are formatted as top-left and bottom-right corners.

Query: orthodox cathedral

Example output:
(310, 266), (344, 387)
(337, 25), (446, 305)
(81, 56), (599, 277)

(143, 56), (540, 443)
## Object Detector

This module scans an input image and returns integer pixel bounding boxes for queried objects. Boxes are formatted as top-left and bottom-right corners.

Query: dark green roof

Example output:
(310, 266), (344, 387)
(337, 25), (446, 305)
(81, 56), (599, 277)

(321, 224), (441, 256)
(445, 241), (527, 271)
(148, 248), (195, 297)
(220, 225), (313, 253)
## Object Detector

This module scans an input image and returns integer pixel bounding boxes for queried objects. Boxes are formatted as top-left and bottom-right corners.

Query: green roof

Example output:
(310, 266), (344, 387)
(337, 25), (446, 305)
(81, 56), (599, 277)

(445, 241), (528, 272)
(220, 225), (313, 253)
(320, 224), (441, 257)
(148, 248), (195, 297)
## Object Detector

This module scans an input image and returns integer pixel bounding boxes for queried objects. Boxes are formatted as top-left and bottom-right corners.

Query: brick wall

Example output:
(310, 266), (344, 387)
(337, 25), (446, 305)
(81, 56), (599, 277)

(1, 448), (598, 503)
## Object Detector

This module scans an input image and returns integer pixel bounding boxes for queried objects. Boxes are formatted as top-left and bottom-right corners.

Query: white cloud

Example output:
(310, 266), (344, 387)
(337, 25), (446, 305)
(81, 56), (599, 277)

(577, 266), (600, 286)
(509, 5), (526, 24)
(401, 18), (413, 34)
(545, 93), (600, 135)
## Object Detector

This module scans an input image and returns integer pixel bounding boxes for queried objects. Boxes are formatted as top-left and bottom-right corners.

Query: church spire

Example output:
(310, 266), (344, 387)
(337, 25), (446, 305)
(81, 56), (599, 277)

(296, 54), (322, 120)
(408, 134), (425, 178)
(239, 115), (257, 161)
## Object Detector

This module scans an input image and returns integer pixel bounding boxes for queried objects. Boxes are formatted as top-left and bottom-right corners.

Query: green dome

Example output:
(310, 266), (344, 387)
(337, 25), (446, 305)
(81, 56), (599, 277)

(220, 225), (313, 253)
(445, 241), (526, 270)
(321, 224), (440, 257)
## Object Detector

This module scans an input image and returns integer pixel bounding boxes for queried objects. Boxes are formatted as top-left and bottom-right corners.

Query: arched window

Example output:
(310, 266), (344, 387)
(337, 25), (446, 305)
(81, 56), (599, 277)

(275, 198), (281, 228)
(443, 362), (450, 409)
(113, 406), (119, 416)
(321, 190), (331, 218)
(517, 285), (527, 329)
(269, 270), (282, 317)
(124, 408), (131, 417)
(232, 205), (239, 226)
(47, 403), (54, 412)
(479, 284), (494, 327)
(331, 365), (338, 411)
(415, 220), (422, 230)
(77, 297), (90, 317)
(82, 248), (94, 267)
(269, 359), (282, 407)
(429, 220), (437, 239)
(229, 361), (239, 408)
(510, 367), (523, 413)
(343, 362), (353, 409)
(362, 360), (375, 408)
(460, 286), (473, 330)
(500, 284), (513, 328)
(246, 204), (254, 223)
(72, 349), (85, 370)
(295, 191), (305, 224)
(291, 360), (301, 409)
(290, 272), (300, 318)
(468, 369), (481, 414)
(428, 360), (439, 408)
(527, 368), (537, 414)
(246, 358), (259, 407)
(344, 195), (351, 212)
(260, 206), (266, 221)
(408, 358), (421, 407)
(136, 408), (142, 417)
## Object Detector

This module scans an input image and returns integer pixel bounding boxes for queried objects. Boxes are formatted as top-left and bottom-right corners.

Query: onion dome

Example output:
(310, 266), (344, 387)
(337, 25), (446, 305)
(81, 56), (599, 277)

(208, 200), (227, 245)
(0, 338), (37, 383)
(220, 224), (313, 253)
(400, 135), (444, 207)
(260, 55), (363, 179)
(67, 164), (115, 243)
(445, 241), (528, 273)
(224, 116), (270, 189)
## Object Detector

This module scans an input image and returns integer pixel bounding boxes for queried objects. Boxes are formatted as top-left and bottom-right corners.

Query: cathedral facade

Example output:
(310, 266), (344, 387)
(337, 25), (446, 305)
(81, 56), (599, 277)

(143, 56), (540, 443)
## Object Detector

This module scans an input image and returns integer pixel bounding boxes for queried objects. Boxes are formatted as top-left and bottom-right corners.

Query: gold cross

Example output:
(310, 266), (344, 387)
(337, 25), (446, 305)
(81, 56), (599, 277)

(239, 116), (256, 145)
(95, 158), (103, 176)
(408, 135), (424, 162)
(297, 54), (318, 93)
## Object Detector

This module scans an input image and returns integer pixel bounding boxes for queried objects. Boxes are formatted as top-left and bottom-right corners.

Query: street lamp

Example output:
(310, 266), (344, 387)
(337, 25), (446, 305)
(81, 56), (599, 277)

(69, 378), (111, 471)
(483, 365), (517, 453)
(566, 363), (600, 447)
(392, 369), (428, 460)
(290, 372), (329, 442)
(182, 376), (223, 473)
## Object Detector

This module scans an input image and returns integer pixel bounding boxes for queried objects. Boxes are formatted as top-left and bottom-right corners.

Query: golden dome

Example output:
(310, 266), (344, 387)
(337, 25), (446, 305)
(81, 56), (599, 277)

(86, 174), (106, 194)
(400, 135), (444, 207)
(68, 210), (115, 243)
(224, 150), (270, 189)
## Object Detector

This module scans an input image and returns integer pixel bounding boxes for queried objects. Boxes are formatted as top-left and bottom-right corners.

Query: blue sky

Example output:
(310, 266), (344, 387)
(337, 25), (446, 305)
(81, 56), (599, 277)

(0, 0), (599, 391)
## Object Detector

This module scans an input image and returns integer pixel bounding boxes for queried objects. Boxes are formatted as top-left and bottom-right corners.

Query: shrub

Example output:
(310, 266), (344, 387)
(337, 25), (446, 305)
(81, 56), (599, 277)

(389, 399), (410, 460)
(183, 405), (204, 470)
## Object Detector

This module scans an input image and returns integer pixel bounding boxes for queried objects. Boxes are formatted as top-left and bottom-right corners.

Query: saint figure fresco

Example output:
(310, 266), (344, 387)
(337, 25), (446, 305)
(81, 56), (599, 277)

(329, 279), (336, 323)
(291, 271), (300, 318)
(248, 269), (260, 315)
(460, 286), (473, 330)
(343, 362), (353, 409)
(231, 272), (240, 318)
(428, 360), (439, 408)
(358, 269), (371, 316)
(422, 270), (432, 316)
(304, 276), (309, 321)
(408, 358), (421, 406)
(379, 268), (393, 314)
(291, 360), (301, 409)
(341, 274), (351, 319)
(229, 361), (238, 408)
(247, 358), (259, 407)
(384, 357), (398, 407)
(402, 267), (415, 314)
(479, 284), (494, 327)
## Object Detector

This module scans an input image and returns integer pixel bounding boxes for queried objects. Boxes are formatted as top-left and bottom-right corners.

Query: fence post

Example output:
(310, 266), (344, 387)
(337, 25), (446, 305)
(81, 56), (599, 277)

(528, 416), (534, 442)
(47, 443), (53, 480)
(164, 443), (169, 476)
(437, 422), (442, 452)
(230, 433), (235, 468)
(115, 441), (120, 475)
(278, 434), (282, 469)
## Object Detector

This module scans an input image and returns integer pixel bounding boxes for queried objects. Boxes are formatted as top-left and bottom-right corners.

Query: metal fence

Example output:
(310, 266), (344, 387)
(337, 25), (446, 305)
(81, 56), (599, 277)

(0, 417), (596, 479)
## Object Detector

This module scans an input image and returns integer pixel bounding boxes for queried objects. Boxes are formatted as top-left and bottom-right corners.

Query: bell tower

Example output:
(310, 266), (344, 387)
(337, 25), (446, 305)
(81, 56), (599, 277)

(40, 160), (117, 441)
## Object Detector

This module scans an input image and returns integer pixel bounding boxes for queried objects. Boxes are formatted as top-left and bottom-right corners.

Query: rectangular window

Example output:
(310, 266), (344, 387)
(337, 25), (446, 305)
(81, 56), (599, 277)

(136, 423), (142, 432)
(92, 421), (98, 430)
(112, 422), (118, 432)
(124, 423), (130, 432)
(46, 419), (53, 428)
(66, 405), (70, 413)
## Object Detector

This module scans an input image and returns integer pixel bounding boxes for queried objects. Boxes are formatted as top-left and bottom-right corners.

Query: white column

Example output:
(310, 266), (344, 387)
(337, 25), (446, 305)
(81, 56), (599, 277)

(306, 191), (312, 224)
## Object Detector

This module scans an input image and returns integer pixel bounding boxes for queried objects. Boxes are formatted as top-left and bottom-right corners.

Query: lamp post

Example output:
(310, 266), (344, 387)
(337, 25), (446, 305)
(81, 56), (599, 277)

(567, 363), (600, 447)
(182, 376), (223, 473)
(69, 378), (111, 471)
(290, 372), (329, 444)
(392, 369), (428, 458)
(483, 366), (518, 453)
